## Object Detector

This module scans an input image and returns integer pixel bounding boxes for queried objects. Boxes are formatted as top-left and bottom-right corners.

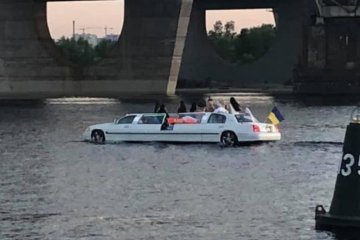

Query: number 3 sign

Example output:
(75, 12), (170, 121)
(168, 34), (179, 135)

(338, 153), (359, 176)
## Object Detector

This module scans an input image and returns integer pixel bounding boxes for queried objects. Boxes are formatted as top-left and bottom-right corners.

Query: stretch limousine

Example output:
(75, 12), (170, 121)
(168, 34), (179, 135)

(83, 110), (281, 146)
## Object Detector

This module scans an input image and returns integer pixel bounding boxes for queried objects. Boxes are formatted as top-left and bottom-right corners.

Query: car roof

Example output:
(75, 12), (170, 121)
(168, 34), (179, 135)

(125, 112), (232, 117)
(125, 113), (166, 116)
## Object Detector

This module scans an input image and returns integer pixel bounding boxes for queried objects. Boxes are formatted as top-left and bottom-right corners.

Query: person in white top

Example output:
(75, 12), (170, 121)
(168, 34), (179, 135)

(213, 102), (229, 114)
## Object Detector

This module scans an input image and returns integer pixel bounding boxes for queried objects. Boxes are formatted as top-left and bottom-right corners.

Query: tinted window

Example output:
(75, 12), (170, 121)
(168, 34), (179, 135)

(117, 115), (136, 124)
(207, 114), (226, 124)
(235, 114), (253, 123)
(138, 115), (164, 124)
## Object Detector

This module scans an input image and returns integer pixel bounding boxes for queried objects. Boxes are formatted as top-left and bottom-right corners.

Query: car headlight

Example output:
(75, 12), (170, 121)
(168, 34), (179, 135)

(85, 127), (91, 132)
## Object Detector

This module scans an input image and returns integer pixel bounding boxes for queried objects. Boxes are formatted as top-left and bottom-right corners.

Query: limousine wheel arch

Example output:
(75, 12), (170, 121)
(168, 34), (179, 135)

(220, 131), (238, 147)
(91, 130), (105, 144)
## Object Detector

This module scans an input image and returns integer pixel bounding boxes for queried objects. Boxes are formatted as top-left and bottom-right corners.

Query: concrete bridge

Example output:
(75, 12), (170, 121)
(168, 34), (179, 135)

(0, 0), (359, 99)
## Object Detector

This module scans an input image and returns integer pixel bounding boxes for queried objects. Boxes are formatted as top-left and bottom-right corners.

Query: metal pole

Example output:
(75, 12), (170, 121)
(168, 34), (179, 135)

(72, 20), (75, 39)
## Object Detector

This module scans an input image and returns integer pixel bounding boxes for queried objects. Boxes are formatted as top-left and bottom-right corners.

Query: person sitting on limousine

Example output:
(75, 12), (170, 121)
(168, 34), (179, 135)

(213, 102), (229, 114)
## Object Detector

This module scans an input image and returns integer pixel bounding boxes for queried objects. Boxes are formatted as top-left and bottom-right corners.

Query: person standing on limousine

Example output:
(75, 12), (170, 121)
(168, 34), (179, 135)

(189, 102), (197, 112)
(157, 104), (169, 119)
(230, 97), (242, 112)
(213, 102), (229, 114)
(205, 97), (215, 112)
(177, 101), (187, 113)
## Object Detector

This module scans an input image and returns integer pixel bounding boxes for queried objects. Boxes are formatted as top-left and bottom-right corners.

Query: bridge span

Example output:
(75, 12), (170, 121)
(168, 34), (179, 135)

(0, 0), (359, 99)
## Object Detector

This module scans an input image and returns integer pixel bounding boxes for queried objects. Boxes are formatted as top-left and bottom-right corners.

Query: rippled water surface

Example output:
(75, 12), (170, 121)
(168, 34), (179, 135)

(0, 96), (356, 240)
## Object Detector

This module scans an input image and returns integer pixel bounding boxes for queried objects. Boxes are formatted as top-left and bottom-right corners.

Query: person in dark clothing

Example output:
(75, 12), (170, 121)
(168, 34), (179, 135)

(190, 102), (197, 112)
(205, 97), (215, 112)
(154, 101), (160, 113)
(230, 97), (242, 112)
(197, 99), (206, 109)
(157, 104), (169, 118)
(157, 103), (170, 130)
(177, 100), (187, 113)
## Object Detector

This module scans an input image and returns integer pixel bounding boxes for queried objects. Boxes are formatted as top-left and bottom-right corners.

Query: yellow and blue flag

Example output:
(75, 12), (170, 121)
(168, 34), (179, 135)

(267, 106), (285, 125)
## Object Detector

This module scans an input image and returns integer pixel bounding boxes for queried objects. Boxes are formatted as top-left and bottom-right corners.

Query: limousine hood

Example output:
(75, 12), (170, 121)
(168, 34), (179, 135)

(89, 122), (114, 130)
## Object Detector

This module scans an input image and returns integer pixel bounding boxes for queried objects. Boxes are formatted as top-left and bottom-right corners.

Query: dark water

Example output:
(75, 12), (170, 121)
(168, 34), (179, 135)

(0, 96), (357, 240)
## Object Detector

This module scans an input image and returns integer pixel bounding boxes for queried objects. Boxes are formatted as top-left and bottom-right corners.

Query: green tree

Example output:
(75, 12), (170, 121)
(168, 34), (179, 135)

(208, 21), (224, 40)
(208, 21), (276, 64)
(56, 37), (96, 66)
(95, 39), (116, 59)
(208, 21), (237, 61)
(224, 21), (236, 38)
(55, 37), (116, 66)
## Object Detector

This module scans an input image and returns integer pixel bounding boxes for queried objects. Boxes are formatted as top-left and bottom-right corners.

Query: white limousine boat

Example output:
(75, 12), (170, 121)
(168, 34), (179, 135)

(83, 109), (281, 146)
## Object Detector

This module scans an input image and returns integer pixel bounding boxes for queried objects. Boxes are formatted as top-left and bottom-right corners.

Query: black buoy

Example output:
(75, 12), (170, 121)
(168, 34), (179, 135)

(316, 107), (360, 231)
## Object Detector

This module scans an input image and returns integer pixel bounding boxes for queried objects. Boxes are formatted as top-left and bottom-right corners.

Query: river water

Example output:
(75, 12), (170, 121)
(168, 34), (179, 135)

(0, 95), (357, 240)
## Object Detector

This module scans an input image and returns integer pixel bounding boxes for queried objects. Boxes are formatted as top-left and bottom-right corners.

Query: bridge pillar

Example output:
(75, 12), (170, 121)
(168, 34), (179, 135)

(0, 0), (71, 98)
(177, 0), (308, 89)
(0, 0), (193, 99)
(297, 18), (360, 94)
(295, 1), (360, 94)
(86, 0), (193, 97)
(0, 58), (5, 81)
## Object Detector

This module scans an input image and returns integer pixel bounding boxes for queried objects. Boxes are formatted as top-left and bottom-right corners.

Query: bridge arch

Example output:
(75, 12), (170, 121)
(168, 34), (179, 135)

(0, 0), (188, 98)
(45, 1), (124, 67)
(205, 9), (276, 66)
(178, 0), (312, 89)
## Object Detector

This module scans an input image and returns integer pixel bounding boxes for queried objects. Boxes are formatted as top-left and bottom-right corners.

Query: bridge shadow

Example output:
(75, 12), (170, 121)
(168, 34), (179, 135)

(0, 99), (45, 108)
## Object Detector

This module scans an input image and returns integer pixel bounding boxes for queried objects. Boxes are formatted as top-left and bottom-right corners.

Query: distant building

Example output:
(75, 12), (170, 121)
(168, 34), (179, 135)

(103, 34), (120, 42)
(74, 33), (99, 47)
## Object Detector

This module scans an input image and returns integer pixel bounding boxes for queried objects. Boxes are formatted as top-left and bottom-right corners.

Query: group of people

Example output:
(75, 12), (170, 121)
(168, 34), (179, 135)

(203, 97), (242, 114)
(154, 97), (242, 115)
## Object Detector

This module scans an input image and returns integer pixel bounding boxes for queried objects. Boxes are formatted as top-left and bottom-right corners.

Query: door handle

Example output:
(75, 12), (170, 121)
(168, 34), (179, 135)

(124, 126), (129, 129)
(218, 126), (224, 129)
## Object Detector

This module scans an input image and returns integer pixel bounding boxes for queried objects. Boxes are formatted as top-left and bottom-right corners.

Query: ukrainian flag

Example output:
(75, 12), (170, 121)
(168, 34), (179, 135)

(267, 106), (285, 125)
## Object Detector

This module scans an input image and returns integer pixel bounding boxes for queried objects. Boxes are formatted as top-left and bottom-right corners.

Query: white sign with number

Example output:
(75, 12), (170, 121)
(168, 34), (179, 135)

(338, 153), (359, 176)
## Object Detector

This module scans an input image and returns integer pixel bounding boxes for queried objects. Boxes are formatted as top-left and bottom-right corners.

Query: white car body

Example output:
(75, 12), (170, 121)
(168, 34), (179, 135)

(83, 110), (281, 145)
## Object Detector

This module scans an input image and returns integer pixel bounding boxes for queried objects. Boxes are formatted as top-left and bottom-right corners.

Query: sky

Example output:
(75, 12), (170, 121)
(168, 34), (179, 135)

(47, 1), (275, 39)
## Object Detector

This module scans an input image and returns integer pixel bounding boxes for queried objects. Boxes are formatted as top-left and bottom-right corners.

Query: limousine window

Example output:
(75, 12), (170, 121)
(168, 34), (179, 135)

(117, 115), (136, 124)
(207, 114), (226, 124)
(235, 114), (253, 123)
(138, 115), (164, 124)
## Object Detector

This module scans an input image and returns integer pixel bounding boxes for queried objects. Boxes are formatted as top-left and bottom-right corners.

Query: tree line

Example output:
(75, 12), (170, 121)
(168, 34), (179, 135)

(208, 21), (276, 64)
(55, 37), (116, 66)
(55, 21), (276, 66)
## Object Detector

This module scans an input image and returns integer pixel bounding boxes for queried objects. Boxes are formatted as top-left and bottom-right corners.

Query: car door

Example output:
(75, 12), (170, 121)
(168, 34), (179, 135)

(131, 114), (165, 142)
(105, 115), (136, 142)
(170, 122), (202, 142)
(201, 113), (227, 142)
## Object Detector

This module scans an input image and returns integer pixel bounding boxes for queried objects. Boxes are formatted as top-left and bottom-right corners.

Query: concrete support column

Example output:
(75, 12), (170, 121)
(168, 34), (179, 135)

(0, 58), (5, 81)
(306, 26), (326, 69)
(87, 0), (193, 97)
(166, 0), (194, 95)
(0, 0), (192, 99)
(178, 0), (307, 88)
(0, 0), (71, 98)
